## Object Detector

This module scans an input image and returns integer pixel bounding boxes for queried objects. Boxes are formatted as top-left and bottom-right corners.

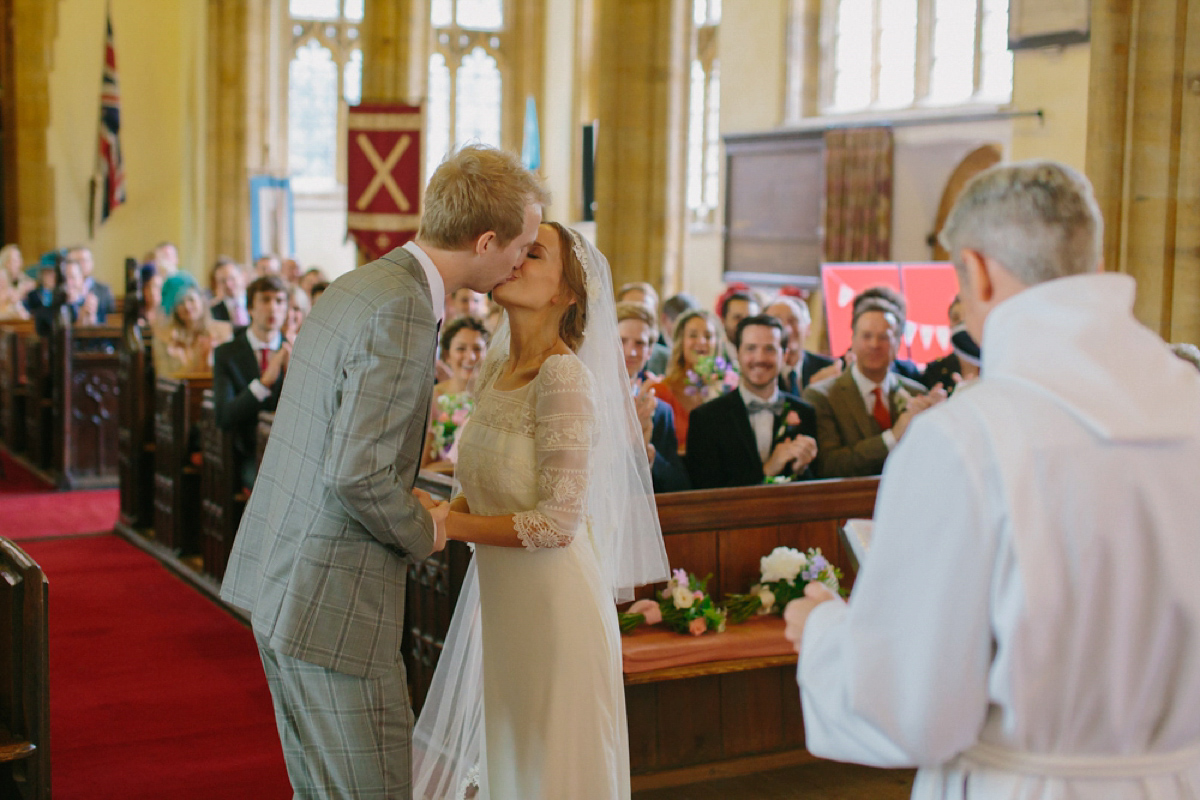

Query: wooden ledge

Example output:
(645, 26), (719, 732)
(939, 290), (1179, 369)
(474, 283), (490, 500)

(624, 653), (797, 685)
(0, 735), (35, 763)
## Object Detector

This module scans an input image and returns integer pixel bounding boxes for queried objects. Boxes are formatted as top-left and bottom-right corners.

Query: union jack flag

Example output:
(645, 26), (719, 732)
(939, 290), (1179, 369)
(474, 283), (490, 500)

(96, 13), (124, 224)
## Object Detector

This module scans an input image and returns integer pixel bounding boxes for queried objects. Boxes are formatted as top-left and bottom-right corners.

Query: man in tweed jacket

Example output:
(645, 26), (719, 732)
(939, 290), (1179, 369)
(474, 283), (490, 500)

(221, 145), (547, 799)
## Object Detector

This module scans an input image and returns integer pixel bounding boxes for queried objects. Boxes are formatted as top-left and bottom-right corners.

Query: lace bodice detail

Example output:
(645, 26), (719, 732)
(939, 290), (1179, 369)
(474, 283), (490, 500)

(456, 353), (596, 550)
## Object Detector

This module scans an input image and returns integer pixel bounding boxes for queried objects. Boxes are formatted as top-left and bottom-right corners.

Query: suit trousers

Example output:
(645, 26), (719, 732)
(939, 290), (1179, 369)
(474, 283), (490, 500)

(256, 633), (414, 800)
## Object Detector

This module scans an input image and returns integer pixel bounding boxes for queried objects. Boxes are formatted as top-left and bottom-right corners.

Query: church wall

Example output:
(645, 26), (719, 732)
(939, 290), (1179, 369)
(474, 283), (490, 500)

(1009, 43), (1090, 171)
(47, 0), (207, 290)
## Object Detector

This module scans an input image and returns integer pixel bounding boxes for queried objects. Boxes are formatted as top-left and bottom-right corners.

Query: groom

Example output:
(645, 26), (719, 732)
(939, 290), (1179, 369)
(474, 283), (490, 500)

(221, 144), (548, 798)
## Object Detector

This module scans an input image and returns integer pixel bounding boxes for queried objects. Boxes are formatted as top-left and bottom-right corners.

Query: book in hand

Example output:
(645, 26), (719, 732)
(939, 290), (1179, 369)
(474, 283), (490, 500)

(839, 519), (874, 574)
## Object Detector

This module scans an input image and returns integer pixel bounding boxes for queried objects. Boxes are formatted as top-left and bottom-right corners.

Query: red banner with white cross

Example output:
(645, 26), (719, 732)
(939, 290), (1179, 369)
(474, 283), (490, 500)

(347, 102), (423, 261)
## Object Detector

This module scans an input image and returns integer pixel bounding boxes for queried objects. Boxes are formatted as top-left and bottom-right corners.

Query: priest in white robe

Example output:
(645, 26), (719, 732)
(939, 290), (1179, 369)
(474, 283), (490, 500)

(785, 160), (1200, 799)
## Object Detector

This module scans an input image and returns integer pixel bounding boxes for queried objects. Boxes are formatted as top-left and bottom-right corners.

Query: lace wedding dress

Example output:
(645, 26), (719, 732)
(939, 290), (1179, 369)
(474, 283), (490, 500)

(453, 352), (630, 799)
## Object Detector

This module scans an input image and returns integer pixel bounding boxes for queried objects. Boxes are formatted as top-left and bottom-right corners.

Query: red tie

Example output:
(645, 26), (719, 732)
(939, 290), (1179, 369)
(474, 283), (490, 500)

(872, 386), (891, 431)
(259, 347), (270, 374)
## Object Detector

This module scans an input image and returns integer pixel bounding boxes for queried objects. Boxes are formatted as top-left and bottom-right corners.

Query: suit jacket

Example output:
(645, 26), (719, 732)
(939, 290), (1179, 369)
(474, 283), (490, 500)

(649, 399), (690, 493)
(213, 330), (283, 467)
(220, 247), (439, 679)
(686, 389), (817, 489)
(780, 350), (837, 395)
(86, 279), (116, 319)
(210, 299), (231, 322)
(803, 368), (927, 478)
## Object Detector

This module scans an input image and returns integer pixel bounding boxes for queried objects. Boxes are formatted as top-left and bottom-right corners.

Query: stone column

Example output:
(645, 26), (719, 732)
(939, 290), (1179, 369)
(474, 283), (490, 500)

(6, 0), (58, 255)
(593, 0), (688, 294)
(362, 0), (426, 104)
(1086, 0), (1200, 343)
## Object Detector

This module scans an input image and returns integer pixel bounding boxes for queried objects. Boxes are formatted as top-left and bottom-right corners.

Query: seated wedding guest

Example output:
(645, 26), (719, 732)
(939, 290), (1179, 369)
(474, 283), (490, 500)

(153, 274), (233, 378)
(34, 257), (103, 334)
(803, 297), (942, 478)
(616, 281), (660, 314)
(286, 285), (310, 334)
(139, 263), (165, 326)
(718, 290), (760, 357)
(617, 302), (689, 493)
(1, 244), (32, 297)
(209, 257), (249, 326)
(0, 279), (29, 320)
(421, 316), (489, 472)
(766, 295), (834, 393)
(687, 314), (817, 488)
(785, 159), (1200, 800)
(214, 275), (290, 491)
(648, 292), (696, 374)
(483, 299), (504, 334)
(853, 286), (922, 381)
(310, 281), (329, 303)
(1172, 342), (1200, 372)
(298, 267), (328, 299)
(281, 257), (302, 286)
(254, 253), (282, 279)
(153, 241), (179, 277)
(23, 258), (58, 331)
(67, 245), (115, 319)
(448, 287), (489, 321)
(923, 297), (982, 391)
(653, 308), (723, 454)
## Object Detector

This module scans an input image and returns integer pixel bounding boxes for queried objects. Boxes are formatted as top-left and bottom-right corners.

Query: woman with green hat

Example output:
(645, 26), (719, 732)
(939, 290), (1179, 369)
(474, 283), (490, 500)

(153, 272), (232, 378)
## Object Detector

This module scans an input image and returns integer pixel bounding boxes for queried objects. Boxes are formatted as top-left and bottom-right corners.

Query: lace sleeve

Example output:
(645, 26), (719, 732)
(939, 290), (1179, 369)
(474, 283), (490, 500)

(513, 354), (595, 550)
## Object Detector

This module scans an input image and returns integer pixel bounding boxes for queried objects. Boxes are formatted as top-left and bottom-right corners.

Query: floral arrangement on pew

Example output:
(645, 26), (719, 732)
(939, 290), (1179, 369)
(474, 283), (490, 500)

(430, 392), (474, 460)
(724, 546), (844, 625)
(684, 354), (739, 401)
(619, 569), (727, 636)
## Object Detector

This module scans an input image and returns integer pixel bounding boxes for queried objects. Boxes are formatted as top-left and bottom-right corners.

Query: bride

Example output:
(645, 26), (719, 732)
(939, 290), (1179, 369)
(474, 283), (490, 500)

(413, 222), (670, 799)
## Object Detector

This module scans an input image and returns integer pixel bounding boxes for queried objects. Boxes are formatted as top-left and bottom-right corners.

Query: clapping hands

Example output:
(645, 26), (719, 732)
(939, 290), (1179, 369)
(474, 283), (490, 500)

(891, 385), (949, 441)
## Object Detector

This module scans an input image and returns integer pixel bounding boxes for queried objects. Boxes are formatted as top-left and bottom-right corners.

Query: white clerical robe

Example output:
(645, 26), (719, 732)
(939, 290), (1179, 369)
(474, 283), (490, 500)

(798, 273), (1200, 799)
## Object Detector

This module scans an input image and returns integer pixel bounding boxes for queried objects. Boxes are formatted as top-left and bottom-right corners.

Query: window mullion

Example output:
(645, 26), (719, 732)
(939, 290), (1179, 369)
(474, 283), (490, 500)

(972, 0), (984, 97)
(913, 0), (933, 103)
(870, 0), (882, 105)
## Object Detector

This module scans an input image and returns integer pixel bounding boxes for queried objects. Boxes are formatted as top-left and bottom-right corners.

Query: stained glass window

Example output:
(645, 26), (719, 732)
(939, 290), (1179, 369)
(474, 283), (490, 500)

(289, 40), (339, 189)
(344, 49), (362, 104)
(342, 0), (364, 22)
(457, 0), (503, 30)
(686, 0), (721, 223)
(928, 0), (978, 105)
(427, 54), (453, 182)
(456, 48), (502, 146)
(290, 0), (339, 20)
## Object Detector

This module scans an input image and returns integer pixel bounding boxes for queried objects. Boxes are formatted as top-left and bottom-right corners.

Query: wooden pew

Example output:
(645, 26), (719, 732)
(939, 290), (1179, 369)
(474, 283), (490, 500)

(153, 376), (212, 555)
(0, 320), (35, 455)
(199, 390), (244, 580)
(117, 260), (155, 532)
(0, 538), (50, 800)
(624, 478), (877, 789)
(51, 320), (123, 489)
(22, 333), (52, 471)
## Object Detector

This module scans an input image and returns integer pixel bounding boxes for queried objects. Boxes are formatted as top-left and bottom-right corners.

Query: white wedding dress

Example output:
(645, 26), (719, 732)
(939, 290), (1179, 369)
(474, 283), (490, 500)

(453, 352), (630, 799)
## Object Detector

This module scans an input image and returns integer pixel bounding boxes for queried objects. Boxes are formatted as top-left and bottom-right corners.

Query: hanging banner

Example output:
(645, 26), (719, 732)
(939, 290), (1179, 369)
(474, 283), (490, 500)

(898, 263), (960, 364)
(820, 263), (903, 360)
(347, 102), (423, 261)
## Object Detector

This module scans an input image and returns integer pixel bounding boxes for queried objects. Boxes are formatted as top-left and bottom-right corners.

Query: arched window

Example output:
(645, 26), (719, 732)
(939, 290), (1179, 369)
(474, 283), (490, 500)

(821, 0), (1012, 114)
(287, 0), (363, 193)
(427, 0), (506, 183)
(687, 0), (721, 225)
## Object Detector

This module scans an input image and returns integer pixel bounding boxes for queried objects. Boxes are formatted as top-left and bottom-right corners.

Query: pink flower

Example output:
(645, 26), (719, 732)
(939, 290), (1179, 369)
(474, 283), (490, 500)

(672, 568), (689, 586)
(693, 590), (704, 600)
(786, 410), (800, 426)
(723, 372), (740, 390)
(451, 408), (469, 425)
(688, 617), (707, 636)
(629, 598), (662, 625)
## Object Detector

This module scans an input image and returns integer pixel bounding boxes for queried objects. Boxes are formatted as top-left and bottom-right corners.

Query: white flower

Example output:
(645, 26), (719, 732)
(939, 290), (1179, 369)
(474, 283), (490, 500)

(672, 584), (695, 609)
(760, 546), (807, 584)
(755, 586), (776, 615)
(894, 387), (912, 416)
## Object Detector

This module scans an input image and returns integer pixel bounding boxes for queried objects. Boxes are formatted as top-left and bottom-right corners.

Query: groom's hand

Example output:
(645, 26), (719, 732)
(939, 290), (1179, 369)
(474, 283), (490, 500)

(413, 489), (450, 553)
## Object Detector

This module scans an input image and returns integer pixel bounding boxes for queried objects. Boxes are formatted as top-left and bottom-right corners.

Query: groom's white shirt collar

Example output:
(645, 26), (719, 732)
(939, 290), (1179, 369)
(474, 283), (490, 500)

(402, 241), (446, 323)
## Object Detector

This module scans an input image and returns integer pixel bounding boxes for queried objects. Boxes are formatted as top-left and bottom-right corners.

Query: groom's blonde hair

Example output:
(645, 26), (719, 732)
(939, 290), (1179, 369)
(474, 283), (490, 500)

(419, 144), (550, 251)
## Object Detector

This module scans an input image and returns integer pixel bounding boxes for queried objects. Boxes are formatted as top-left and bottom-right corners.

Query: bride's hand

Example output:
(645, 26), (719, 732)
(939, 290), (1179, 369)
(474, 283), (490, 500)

(449, 495), (470, 514)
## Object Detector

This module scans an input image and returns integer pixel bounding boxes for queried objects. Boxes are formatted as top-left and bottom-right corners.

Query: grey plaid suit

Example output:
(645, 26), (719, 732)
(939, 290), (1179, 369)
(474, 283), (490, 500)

(221, 246), (439, 798)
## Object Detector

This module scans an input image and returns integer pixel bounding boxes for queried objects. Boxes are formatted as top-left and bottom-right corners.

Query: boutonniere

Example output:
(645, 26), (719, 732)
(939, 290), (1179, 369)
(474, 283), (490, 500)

(893, 386), (912, 416)
(775, 408), (802, 440)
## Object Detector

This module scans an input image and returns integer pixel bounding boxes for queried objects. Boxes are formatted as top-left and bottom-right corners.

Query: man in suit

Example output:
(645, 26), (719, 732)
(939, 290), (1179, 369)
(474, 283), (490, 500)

(617, 302), (690, 493)
(213, 275), (290, 491)
(209, 257), (249, 326)
(687, 314), (819, 489)
(220, 144), (547, 799)
(765, 295), (835, 394)
(66, 246), (115, 319)
(804, 298), (946, 478)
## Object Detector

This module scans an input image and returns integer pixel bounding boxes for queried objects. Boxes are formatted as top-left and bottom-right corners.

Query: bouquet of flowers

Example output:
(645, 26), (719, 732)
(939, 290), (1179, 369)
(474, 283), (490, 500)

(684, 354), (739, 401)
(619, 569), (727, 636)
(724, 546), (844, 625)
(430, 392), (474, 460)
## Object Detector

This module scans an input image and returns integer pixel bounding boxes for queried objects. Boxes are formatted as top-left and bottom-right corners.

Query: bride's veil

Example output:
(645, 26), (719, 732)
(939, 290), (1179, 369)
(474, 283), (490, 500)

(411, 227), (670, 799)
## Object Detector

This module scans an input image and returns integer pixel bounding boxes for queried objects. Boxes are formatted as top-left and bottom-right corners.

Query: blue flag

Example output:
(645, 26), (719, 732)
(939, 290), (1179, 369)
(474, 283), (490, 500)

(521, 96), (541, 171)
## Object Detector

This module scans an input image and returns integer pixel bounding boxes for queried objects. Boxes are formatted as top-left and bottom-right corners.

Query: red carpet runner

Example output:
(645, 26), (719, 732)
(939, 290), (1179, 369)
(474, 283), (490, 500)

(19, 535), (291, 799)
(0, 450), (120, 540)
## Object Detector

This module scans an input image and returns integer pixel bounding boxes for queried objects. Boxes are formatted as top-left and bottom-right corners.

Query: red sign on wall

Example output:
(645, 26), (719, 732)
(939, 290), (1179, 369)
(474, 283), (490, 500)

(347, 103), (423, 261)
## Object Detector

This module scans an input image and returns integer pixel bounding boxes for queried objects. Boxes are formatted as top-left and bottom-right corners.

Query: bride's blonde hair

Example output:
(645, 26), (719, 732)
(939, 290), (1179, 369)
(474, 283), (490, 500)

(546, 221), (588, 352)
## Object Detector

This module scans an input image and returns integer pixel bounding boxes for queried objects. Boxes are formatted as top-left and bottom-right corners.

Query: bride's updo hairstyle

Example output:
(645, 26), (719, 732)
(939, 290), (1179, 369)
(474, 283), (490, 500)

(546, 221), (588, 352)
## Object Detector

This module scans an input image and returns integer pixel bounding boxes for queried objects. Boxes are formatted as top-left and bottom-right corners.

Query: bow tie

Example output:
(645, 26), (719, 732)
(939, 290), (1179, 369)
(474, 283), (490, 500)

(745, 397), (786, 416)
